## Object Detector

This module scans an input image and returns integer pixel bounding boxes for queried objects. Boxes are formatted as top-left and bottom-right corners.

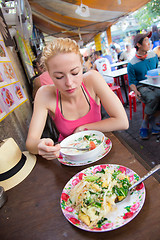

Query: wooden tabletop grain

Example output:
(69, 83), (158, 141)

(0, 132), (159, 240)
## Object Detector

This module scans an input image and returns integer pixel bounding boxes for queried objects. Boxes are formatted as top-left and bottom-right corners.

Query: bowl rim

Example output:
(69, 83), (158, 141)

(60, 130), (105, 157)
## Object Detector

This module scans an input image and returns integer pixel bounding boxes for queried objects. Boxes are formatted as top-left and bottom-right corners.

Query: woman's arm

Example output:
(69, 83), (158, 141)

(26, 86), (60, 159)
(75, 70), (129, 133)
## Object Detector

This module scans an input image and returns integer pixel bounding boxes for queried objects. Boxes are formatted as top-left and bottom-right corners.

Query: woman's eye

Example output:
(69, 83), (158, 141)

(56, 76), (63, 79)
(72, 72), (79, 76)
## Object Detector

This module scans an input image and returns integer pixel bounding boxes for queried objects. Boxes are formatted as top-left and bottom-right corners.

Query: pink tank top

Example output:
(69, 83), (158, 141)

(51, 82), (101, 141)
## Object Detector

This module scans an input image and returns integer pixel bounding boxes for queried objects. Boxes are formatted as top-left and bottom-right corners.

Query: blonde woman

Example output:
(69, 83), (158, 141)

(26, 38), (129, 160)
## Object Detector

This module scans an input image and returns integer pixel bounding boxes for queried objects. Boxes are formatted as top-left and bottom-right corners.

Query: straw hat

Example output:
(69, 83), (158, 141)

(0, 138), (36, 191)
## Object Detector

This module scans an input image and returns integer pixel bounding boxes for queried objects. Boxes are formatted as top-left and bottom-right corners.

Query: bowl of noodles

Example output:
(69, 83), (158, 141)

(60, 130), (105, 162)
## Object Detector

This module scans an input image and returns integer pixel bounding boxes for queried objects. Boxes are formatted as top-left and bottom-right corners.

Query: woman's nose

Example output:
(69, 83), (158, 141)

(65, 75), (73, 86)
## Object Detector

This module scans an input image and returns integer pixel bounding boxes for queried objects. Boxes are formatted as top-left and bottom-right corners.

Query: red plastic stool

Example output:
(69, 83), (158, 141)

(124, 74), (130, 93)
(114, 77), (120, 86)
(129, 91), (137, 120)
(110, 85), (124, 105)
(129, 91), (146, 120)
(142, 102), (145, 119)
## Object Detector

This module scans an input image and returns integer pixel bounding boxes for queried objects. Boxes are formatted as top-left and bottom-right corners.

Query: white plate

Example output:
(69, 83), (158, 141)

(57, 137), (112, 166)
(60, 164), (146, 232)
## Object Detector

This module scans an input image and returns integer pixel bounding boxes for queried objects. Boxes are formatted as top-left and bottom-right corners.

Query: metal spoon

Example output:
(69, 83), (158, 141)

(129, 164), (160, 191)
(55, 141), (90, 151)
(60, 146), (90, 151)
(116, 164), (160, 202)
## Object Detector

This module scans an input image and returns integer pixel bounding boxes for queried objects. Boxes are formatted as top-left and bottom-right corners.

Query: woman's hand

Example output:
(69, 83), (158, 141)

(74, 126), (88, 133)
(37, 138), (61, 160)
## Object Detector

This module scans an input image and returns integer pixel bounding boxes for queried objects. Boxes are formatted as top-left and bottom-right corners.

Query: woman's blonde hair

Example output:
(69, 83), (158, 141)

(42, 38), (83, 70)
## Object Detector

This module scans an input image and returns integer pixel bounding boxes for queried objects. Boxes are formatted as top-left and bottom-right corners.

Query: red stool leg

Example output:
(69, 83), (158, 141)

(117, 76), (120, 86)
(133, 95), (136, 112)
(124, 74), (130, 93)
(128, 85), (130, 93)
(129, 95), (132, 120)
(114, 77), (117, 85)
(117, 88), (124, 105)
(142, 102), (145, 119)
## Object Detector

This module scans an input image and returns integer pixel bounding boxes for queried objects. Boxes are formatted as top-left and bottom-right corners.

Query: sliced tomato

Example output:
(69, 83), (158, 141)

(89, 141), (96, 150)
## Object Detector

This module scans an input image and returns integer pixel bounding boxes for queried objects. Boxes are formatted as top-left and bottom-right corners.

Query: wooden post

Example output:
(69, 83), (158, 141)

(106, 26), (112, 45)
(94, 33), (101, 51)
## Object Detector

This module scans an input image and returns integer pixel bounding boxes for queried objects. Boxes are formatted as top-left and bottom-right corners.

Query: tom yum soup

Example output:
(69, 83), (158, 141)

(61, 133), (103, 155)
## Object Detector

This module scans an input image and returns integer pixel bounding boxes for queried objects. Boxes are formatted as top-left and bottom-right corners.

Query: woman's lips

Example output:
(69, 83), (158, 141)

(66, 88), (76, 93)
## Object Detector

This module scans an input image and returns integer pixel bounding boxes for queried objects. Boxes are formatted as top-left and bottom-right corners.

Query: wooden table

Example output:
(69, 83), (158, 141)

(105, 68), (129, 105)
(0, 132), (160, 240)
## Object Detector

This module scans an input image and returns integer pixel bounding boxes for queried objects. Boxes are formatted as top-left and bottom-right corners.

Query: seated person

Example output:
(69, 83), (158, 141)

(30, 53), (45, 100)
(26, 38), (129, 160)
(127, 32), (160, 139)
(119, 44), (136, 62)
(83, 56), (92, 73)
(153, 45), (160, 60)
(115, 47), (123, 62)
(93, 51), (114, 85)
(32, 71), (53, 99)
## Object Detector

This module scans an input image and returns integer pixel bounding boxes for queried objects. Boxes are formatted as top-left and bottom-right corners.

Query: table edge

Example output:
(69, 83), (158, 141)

(113, 131), (160, 183)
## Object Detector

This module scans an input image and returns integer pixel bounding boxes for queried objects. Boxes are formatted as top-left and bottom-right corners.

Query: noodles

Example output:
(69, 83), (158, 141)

(67, 168), (131, 228)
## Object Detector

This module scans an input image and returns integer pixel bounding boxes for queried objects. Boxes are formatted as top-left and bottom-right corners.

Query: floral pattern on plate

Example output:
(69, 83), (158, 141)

(60, 164), (146, 232)
(57, 137), (112, 166)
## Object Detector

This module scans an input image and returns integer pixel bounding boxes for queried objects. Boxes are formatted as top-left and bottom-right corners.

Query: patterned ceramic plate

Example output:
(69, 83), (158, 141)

(57, 137), (112, 166)
(60, 164), (146, 232)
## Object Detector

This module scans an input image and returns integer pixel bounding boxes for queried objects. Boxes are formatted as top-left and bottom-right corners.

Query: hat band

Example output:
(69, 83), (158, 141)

(0, 153), (26, 181)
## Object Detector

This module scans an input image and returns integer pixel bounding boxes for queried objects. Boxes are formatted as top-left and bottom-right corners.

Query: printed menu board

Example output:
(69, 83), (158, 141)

(16, 31), (35, 79)
(0, 33), (27, 122)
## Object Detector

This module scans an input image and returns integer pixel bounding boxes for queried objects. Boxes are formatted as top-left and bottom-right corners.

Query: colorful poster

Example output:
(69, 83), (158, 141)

(0, 61), (18, 86)
(0, 40), (10, 60)
(0, 33), (28, 122)
(16, 31), (35, 79)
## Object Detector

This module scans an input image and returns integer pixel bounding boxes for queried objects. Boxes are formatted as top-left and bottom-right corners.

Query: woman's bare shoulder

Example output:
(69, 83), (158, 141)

(35, 84), (56, 103)
(37, 84), (55, 95)
(83, 69), (105, 87)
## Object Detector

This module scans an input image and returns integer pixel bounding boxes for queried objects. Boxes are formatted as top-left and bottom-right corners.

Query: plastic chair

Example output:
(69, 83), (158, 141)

(110, 85), (124, 105)
(129, 91), (145, 120)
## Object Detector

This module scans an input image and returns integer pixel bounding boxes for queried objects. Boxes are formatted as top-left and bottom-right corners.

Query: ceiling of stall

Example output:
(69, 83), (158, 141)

(28, 0), (150, 44)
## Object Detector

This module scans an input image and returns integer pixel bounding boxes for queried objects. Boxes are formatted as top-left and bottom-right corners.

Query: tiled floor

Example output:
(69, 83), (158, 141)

(115, 86), (160, 171)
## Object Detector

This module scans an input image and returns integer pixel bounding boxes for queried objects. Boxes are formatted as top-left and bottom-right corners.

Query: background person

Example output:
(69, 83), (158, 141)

(93, 50), (114, 85)
(30, 53), (45, 98)
(115, 47), (123, 62)
(26, 38), (129, 160)
(83, 55), (92, 73)
(119, 44), (136, 62)
(127, 32), (160, 140)
(32, 70), (53, 99)
(153, 45), (160, 60)
(151, 25), (160, 49)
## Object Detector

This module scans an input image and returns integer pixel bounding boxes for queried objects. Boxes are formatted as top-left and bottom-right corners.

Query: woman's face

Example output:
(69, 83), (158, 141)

(47, 52), (83, 96)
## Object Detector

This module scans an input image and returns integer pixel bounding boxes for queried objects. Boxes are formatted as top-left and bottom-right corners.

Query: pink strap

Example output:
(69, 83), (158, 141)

(82, 82), (92, 99)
